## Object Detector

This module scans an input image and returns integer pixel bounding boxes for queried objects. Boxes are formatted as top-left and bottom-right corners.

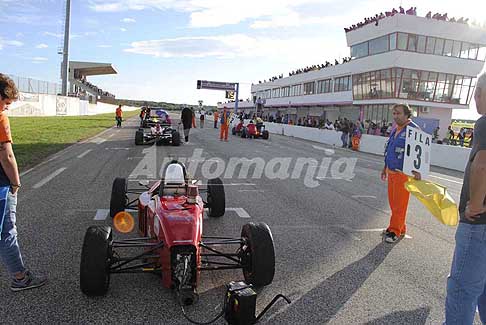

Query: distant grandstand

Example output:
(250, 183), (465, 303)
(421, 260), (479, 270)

(69, 61), (117, 104)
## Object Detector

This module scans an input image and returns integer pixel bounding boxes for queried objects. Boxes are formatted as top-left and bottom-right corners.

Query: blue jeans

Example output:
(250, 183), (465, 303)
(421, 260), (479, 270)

(0, 192), (25, 276)
(445, 222), (486, 324)
(341, 133), (348, 147)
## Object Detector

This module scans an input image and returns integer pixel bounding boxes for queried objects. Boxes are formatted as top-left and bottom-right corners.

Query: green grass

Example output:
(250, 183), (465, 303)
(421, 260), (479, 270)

(9, 110), (140, 169)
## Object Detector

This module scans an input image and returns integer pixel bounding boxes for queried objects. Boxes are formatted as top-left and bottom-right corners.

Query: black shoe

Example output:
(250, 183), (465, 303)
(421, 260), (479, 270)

(185, 136), (189, 142)
(385, 232), (400, 243)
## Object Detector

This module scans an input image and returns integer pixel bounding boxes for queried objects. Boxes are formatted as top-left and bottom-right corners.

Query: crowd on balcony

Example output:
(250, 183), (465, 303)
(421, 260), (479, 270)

(345, 6), (472, 33)
(257, 57), (352, 84)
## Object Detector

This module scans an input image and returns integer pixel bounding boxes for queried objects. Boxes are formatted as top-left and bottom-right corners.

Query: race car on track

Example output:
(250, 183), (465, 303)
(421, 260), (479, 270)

(135, 123), (181, 146)
(141, 107), (172, 128)
(80, 161), (275, 306)
(237, 121), (270, 140)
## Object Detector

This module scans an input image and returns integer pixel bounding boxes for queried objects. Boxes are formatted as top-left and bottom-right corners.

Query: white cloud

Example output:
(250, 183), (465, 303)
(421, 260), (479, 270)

(121, 18), (136, 23)
(36, 43), (48, 49)
(120, 28), (127, 32)
(31, 56), (48, 63)
(123, 34), (345, 64)
(97, 44), (113, 48)
(0, 38), (23, 50)
(43, 31), (63, 38)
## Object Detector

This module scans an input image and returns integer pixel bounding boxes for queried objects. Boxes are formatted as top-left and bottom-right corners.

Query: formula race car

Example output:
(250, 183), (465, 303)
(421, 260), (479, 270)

(239, 121), (269, 140)
(80, 161), (275, 307)
(141, 107), (172, 128)
(135, 123), (181, 146)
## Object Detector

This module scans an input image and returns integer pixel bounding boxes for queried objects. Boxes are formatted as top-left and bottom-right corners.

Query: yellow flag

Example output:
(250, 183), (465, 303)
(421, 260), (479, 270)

(405, 178), (458, 226)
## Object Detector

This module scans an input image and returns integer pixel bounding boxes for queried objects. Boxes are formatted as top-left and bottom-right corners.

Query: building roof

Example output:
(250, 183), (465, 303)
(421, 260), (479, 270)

(69, 61), (117, 76)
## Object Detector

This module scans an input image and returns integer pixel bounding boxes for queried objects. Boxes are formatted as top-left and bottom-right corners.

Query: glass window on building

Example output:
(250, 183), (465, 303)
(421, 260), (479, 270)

(460, 42), (470, 59)
(265, 89), (271, 99)
(369, 35), (389, 55)
(353, 75), (362, 100)
(272, 88), (280, 98)
(317, 79), (332, 94)
(468, 44), (479, 60)
(452, 40), (462, 57)
(425, 72), (438, 101)
(351, 42), (369, 59)
(408, 34), (418, 52)
(434, 73), (447, 102)
(290, 84), (302, 96)
(303, 82), (315, 95)
(434, 38), (445, 55)
(426, 37), (436, 54)
(397, 33), (408, 50)
(281, 86), (290, 97)
(461, 77), (473, 105)
(417, 35), (426, 53)
(443, 39), (453, 56)
(452, 76), (463, 104)
(334, 76), (351, 92)
(478, 45), (486, 61)
(390, 33), (397, 50)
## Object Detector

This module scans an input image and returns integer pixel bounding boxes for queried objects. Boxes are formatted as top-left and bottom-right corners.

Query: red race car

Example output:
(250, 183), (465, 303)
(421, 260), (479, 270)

(80, 160), (275, 306)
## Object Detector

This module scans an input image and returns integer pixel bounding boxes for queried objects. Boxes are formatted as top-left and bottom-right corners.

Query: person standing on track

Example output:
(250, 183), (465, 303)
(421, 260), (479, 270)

(199, 110), (205, 128)
(381, 103), (421, 243)
(115, 105), (123, 128)
(213, 110), (219, 129)
(445, 72), (486, 324)
(180, 106), (196, 142)
(0, 74), (47, 291)
(219, 106), (230, 141)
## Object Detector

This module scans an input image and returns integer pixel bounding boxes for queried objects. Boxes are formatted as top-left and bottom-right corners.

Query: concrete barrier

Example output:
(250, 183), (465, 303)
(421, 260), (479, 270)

(206, 114), (469, 172)
(8, 93), (138, 117)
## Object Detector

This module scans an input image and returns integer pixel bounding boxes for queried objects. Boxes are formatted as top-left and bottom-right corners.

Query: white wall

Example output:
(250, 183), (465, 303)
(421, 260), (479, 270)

(9, 93), (138, 117)
(208, 114), (469, 172)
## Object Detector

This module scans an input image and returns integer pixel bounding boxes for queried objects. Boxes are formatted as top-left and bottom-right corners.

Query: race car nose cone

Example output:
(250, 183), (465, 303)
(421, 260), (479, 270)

(113, 211), (135, 233)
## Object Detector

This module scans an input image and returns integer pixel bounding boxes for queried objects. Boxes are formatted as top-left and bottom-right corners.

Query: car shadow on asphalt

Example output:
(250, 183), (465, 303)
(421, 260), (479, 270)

(265, 242), (400, 324)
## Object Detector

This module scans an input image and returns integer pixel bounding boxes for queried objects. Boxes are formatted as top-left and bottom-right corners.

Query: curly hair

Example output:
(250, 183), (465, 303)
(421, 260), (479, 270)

(392, 103), (413, 118)
(0, 73), (19, 100)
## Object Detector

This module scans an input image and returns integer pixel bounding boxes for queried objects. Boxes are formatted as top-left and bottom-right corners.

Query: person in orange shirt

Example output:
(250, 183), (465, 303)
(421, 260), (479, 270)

(115, 105), (123, 128)
(219, 107), (230, 141)
(0, 74), (47, 291)
(381, 103), (421, 243)
(213, 110), (219, 128)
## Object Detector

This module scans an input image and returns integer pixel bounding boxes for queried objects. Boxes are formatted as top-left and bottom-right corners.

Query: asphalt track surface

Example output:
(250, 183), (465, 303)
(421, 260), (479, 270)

(0, 116), (478, 324)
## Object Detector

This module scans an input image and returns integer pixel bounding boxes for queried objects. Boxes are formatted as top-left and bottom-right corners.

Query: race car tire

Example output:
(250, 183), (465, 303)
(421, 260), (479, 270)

(172, 131), (181, 146)
(207, 178), (225, 217)
(241, 128), (247, 138)
(135, 131), (144, 145)
(110, 177), (127, 218)
(80, 226), (113, 296)
(262, 130), (269, 140)
(241, 222), (275, 286)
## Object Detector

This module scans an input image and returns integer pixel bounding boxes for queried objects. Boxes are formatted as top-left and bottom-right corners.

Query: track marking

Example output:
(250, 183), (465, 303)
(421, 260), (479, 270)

(429, 174), (463, 185)
(94, 209), (110, 220)
(105, 147), (130, 150)
(20, 168), (35, 177)
(77, 149), (92, 159)
(33, 167), (67, 189)
(89, 137), (106, 144)
(238, 189), (265, 193)
(351, 195), (376, 199)
(312, 145), (335, 155)
(108, 134), (115, 138)
(203, 207), (251, 219)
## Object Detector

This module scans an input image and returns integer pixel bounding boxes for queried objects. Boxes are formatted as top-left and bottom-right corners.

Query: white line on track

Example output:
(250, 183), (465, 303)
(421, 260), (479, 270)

(108, 134), (115, 138)
(20, 168), (35, 177)
(94, 209), (110, 220)
(238, 189), (265, 193)
(77, 149), (92, 159)
(429, 174), (463, 185)
(33, 167), (67, 189)
(351, 195), (377, 199)
(312, 145), (335, 155)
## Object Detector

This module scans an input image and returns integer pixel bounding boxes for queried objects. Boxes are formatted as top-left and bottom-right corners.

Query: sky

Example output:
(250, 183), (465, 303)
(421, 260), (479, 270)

(1, 0), (485, 119)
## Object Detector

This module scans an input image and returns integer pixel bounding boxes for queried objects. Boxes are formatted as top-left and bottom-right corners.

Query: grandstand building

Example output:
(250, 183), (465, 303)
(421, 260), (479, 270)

(69, 61), (117, 103)
(221, 13), (486, 138)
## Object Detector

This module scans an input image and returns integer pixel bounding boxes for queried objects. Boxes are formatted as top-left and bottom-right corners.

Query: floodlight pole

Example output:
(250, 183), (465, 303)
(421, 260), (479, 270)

(234, 83), (239, 113)
(61, 0), (71, 96)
